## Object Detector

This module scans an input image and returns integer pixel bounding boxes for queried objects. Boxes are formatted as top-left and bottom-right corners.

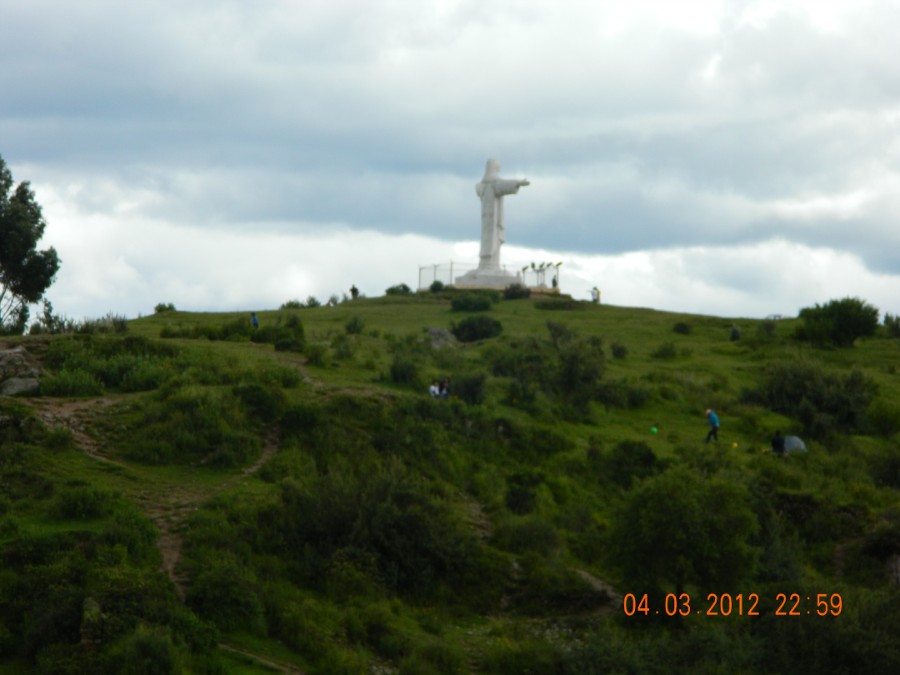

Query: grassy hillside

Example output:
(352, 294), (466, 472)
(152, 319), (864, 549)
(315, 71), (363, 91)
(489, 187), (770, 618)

(1, 290), (899, 673)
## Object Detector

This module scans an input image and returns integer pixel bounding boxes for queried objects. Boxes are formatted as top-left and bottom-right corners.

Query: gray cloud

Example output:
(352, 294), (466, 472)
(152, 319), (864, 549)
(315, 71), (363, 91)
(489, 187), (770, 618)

(2, 0), (899, 317)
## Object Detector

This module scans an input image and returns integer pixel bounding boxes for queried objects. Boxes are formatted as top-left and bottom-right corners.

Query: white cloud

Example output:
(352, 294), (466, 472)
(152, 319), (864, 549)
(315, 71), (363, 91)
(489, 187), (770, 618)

(5, 0), (900, 321)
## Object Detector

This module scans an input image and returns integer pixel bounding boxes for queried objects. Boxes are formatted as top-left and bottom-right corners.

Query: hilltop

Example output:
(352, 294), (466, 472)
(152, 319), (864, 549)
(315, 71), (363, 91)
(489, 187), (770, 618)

(1, 290), (899, 674)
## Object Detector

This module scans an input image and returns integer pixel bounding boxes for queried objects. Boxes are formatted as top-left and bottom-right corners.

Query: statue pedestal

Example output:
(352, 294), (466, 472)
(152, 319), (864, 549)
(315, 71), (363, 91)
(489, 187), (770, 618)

(454, 268), (520, 289)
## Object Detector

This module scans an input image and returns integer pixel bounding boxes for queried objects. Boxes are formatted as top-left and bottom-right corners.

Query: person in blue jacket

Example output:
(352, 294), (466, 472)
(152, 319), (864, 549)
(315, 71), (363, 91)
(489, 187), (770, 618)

(705, 408), (720, 443)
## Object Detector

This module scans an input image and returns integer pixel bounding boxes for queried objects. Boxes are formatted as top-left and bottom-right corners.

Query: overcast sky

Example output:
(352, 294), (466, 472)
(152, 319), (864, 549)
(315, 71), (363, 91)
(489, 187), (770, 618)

(2, 0), (899, 321)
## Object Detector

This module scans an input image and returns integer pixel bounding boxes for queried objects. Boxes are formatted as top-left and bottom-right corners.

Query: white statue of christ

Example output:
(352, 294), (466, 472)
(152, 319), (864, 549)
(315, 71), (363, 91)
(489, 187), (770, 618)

(476, 159), (530, 271)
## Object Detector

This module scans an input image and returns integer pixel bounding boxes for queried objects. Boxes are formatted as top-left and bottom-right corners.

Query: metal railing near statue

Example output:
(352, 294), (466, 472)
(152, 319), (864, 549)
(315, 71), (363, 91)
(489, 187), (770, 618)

(418, 261), (562, 292)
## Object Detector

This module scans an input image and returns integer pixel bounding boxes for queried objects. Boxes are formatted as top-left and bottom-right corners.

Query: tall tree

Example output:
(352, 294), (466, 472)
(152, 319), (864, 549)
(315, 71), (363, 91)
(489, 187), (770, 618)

(0, 154), (60, 334)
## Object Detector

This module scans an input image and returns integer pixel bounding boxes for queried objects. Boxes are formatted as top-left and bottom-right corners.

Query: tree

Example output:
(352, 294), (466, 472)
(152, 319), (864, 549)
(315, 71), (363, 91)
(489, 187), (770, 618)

(607, 468), (759, 596)
(797, 297), (879, 347)
(0, 155), (60, 334)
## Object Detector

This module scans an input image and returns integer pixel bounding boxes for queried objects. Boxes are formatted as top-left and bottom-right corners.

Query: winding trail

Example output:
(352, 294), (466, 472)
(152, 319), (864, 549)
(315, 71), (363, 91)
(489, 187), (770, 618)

(29, 395), (302, 673)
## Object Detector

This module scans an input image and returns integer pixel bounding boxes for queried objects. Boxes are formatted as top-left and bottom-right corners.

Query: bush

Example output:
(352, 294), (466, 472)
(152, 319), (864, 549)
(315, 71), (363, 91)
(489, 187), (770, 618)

(154, 303), (175, 314)
(451, 372), (486, 405)
(233, 382), (284, 422)
(651, 341), (677, 359)
(493, 517), (560, 556)
(51, 486), (118, 520)
(101, 624), (185, 675)
(385, 283), (412, 296)
(390, 355), (420, 387)
(451, 293), (494, 312)
(345, 315), (365, 334)
(280, 299), (302, 309)
(187, 554), (265, 633)
(884, 313), (900, 338)
(451, 316), (502, 342)
(304, 343), (328, 366)
(797, 296), (879, 347)
(610, 342), (628, 359)
(603, 440), (661, 488)
(867, 399), (900, 437)
(503, 283), (531, 300)
(429, 280), (445, 293)
(673, 321), (692, 335)
(41, 368), (104, 396)
(744, 357), (877, 436)
(597, 379), (650, 409)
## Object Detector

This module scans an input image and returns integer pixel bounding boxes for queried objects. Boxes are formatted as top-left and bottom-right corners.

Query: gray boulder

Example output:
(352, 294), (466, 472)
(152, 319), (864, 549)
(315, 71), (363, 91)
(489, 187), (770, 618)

(0, 346), (41, 396)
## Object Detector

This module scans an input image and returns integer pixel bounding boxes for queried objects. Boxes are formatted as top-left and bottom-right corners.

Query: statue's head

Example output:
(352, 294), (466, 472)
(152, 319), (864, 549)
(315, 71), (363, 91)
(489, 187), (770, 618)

(483, 159), (500, 180)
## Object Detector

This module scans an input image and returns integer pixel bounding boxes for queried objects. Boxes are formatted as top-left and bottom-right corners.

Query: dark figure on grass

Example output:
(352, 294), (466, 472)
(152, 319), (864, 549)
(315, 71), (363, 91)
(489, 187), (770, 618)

(771, 429), (786, 457)
(705, 408), (720, 443)
(251, 312), (259, 330)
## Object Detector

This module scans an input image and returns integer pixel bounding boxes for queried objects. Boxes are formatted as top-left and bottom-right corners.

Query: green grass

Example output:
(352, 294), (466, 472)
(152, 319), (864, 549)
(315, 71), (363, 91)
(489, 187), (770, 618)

(3, 292), (900, 673)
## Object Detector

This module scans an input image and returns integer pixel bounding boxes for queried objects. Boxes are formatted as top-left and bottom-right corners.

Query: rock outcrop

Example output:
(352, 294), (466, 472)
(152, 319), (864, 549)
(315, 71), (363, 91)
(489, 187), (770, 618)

(0, 345), (41, 396)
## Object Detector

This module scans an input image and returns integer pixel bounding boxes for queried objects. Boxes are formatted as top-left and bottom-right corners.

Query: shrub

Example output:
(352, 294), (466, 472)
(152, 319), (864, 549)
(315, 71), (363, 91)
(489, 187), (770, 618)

(744, 358), (877, 436)
(154, 302), (175, 313)
(759, 319), (777, 338)
(451, 316), (502, 342)
(673, 321), (692, 335)
(610, 342), (628, 359)
(331, 334), (356, 361)
(651, 341), (677, 359)
(305, 295), (321, 308)
(233, 382), (284, 422)
(400, 641), (466, 675)
(503, 283), (531, 300)
(102, 624), (184, 675)
(385, 283), (412, 296)
(608, 468), (759, 595)
(280, 299), (302, 309)
(597, 379), (650, 409)
(493, 517), (560, 556)
(187, 554), (265, 633)
(429, 280), (445, 293)
(451, 372), (486, 405)
(345, 315), (365, 334)
(603, 440), (661, 488)
(51, 486), (118, 520)
(390, 355), (420, 386)
(884, 313), (900, 338)
(797, 296), (879, 347)
(450, 293), (493, 312)
(505, 471), (543, 515)
(41, 368), (104, 396)
(304, 343), (328, 366)
(867, 399), (900, 437)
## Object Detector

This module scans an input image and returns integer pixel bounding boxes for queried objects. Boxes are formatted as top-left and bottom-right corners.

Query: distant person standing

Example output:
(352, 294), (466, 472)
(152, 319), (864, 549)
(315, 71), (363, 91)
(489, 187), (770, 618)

(350, 284), (359, 300)
(771, 430), (786, 457)
(251, 312), (259, 330)
(705, 408), (720, 443)
(429, 381), (440, 398)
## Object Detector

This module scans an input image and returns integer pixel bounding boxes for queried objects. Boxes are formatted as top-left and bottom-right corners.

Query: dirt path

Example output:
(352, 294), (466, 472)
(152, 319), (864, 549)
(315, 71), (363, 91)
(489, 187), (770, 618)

(28, 395), (301, 673)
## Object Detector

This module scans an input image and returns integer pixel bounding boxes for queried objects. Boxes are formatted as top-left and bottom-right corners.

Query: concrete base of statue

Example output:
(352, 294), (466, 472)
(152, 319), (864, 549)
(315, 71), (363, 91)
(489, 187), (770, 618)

(454, 268), (520, 289)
